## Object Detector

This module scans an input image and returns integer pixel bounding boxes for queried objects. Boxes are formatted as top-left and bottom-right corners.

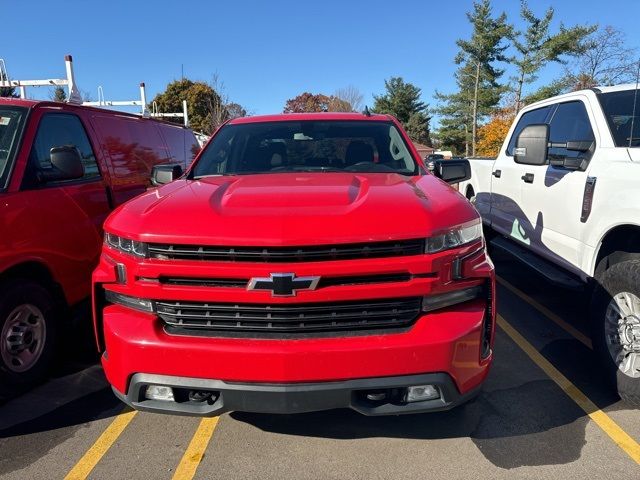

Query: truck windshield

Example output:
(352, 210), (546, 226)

(191, 120), (418, 177)
(598, 89), (640, 147)
(0, 106), (27, 189)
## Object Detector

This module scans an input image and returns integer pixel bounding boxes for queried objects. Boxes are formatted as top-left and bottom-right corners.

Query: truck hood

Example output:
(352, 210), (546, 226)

(106, 173), (478, 246)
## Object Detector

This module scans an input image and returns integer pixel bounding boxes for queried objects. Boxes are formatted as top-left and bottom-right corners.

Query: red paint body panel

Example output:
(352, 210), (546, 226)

(101, 301), (489, 394)
(91, 112), (496, 411)
(0, 98), (198, 307)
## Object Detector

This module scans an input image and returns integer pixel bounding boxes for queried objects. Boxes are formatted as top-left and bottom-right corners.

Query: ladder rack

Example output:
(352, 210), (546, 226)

(0, 55), (190, 127)
(0, 55), (82, 103)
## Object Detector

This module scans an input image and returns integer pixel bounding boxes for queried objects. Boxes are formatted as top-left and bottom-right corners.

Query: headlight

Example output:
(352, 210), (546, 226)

(105, 232), (148, 258)
(105, 290), (154, 313)
(425, 220), (482, 254)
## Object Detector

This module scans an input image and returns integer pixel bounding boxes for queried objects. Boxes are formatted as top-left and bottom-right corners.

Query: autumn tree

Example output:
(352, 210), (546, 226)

(283, 91), (361, 113)
(373, 77), (432, 145)
(327, 96), (353, 112)
(283, 93), (331, 113)
(510, 1), (594, 111)
(476, 109), (515, 157)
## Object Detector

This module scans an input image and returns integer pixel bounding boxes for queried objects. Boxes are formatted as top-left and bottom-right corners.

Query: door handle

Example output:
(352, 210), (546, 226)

(521, 173), (535, 183)
(492, 169), (502, 178)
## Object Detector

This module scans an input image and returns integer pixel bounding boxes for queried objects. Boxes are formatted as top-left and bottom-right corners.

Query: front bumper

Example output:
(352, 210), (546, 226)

(99, 298), (492, 414)
(113, 372), (481, 416)
(93, 240), (495, 416)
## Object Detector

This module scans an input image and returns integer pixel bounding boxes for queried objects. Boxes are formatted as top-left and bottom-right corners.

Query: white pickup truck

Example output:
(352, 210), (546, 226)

(460, 84), (640, 405)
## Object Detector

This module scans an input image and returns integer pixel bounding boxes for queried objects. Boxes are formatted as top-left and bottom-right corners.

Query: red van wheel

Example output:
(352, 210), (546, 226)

(0, 280), (57, 386)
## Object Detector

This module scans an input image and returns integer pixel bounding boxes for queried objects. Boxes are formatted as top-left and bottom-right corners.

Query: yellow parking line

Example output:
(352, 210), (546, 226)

(498, 315), (640, 464)
(64, 408), (137, 480)
(172, 417), (220, 480)
(497, 275), (593, 349)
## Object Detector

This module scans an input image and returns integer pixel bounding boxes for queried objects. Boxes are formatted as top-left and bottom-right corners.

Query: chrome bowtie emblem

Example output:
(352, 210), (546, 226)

(247, 273), (320, 296)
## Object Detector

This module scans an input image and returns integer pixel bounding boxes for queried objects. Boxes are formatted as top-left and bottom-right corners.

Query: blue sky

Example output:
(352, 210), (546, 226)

(3, 0), (639, 125)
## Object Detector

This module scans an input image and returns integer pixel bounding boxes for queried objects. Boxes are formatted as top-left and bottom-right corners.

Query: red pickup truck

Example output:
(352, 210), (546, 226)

(93, 112), (495, 416)
(0, 97), (199, 388)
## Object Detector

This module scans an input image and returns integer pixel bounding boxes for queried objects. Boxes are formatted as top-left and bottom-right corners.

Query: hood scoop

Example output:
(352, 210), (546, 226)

(210, 174), (370, 212)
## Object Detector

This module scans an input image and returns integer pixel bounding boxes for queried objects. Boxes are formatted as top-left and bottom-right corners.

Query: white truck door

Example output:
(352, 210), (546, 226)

(518, 98), (597, 273)
(490, 105), (554, 241)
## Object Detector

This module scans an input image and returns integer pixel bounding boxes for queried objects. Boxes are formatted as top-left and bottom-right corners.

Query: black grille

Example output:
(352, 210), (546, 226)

(158, 273), (417, 289)
(156, 297), (422, 334)
(147, 239), (425, 262)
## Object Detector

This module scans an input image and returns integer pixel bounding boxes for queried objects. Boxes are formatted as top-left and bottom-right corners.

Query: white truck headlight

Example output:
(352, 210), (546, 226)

(426, 220), (482, 254)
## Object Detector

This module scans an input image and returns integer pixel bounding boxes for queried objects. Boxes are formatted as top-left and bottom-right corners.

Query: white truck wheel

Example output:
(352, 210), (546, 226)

(591, 260), (640, 407)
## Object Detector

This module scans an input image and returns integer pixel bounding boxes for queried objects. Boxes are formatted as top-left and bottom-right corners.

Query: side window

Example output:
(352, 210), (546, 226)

(28, 113), (100, 183)
(548, 101), (595, 161)
(506, 106), (552, 156)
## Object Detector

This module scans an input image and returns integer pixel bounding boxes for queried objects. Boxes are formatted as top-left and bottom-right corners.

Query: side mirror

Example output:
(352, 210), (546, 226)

(39, 146), (84, 182)
(514, 124), (549, 165)
(433, 158), (471, 184)
(151, 163), (183, 186)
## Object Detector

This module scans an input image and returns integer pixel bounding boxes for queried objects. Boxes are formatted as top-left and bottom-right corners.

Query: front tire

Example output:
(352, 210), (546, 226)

(0, 280), (58, 387)
(591, 260), (640, 407)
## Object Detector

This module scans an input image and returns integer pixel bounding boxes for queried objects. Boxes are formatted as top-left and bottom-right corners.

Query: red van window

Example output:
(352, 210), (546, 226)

(158, 124), (200, 169)
(91, 114), (170, 187)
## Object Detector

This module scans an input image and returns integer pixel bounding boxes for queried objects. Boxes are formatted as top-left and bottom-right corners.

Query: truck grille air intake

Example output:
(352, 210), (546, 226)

(156, 297), (422, 334)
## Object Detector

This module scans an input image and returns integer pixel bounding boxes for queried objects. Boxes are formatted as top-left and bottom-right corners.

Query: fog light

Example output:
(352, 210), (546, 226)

(366, 391), (388, 401)
(145, 385), (175, 401)
(406, 385), (440, 402)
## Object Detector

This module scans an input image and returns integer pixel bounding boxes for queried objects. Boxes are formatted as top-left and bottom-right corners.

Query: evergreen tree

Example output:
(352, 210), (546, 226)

(373, 77), (432, 146)
(0, 70), (17, 98)
(445, 0), (511, 156)
(511, 1), (595, 111)
(51, 86), (67, 102)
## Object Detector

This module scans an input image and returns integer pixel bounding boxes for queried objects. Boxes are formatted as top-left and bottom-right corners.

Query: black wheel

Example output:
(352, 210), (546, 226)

(591, 260), (640, 407)
(0, 280), (58, 387)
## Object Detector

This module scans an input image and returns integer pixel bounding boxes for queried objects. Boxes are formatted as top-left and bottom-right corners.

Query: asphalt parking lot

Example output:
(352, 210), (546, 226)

(1, 250), (639, 480)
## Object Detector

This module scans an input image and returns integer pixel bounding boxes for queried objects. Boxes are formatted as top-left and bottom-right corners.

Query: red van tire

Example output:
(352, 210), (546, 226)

(0, 280), (57, 387)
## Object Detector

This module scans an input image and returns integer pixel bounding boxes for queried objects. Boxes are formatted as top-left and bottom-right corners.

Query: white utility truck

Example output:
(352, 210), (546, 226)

(460, 84), (640, 405)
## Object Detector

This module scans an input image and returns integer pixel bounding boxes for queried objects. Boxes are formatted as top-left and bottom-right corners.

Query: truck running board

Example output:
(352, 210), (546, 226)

(490, 236), (583, 290)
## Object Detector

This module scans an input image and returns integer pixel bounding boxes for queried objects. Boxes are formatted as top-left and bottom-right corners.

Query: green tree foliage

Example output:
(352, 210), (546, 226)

(511, 1), (595, 111)
(0, 69), (17, 98)
(521, 79), (569, 105)
(153, 79), (246, 134)
(441, 0), (511, 156)
(373, 77), (432, 146)
(50, 86), (67, 102)
(434, 89), (470, 155)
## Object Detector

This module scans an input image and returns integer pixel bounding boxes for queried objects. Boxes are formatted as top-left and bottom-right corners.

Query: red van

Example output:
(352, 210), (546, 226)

(0, 97), (199, 387)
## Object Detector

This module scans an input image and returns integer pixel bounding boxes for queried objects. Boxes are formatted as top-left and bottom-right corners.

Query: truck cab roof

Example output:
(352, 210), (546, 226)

(228, 112), (394, 124)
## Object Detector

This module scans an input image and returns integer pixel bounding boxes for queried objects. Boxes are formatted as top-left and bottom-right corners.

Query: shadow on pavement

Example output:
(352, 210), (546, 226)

(231, 378), (591, 469)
